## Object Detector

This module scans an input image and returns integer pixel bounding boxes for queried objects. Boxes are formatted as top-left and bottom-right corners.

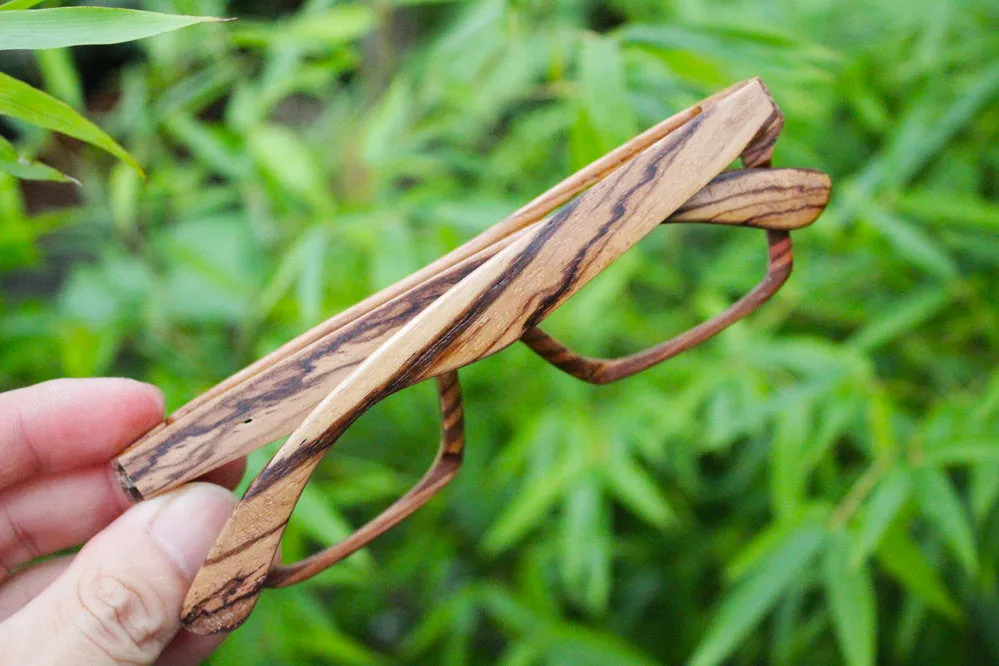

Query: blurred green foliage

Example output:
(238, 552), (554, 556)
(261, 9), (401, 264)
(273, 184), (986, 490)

(2, 0), (999, 663)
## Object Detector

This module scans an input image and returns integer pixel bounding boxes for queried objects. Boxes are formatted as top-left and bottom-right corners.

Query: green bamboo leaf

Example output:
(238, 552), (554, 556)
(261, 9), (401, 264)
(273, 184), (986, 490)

(863, 206), (958, 279)
(248, 123), (334, 211)
(0, 0), (45, 10)
(34, 47), (83, 110)
(561, 473), (611, 614)
(689, 524), (825, 666)
(482, 455), (583, 555)
(971, 465), (999, 525)
(571, 32), (635, 168)
(0, 8), (227, 50)
(848, 287), (952, 352)
(883, 63), (999, 189)
(824, 530), (876, 666)
(0, 72), (142, 175)
(852, 467), (911, 565)
(896, 190), (999, 233)
(0, 135), (78, 183)
(725, 506), (829, 582)
(912, 467), (978, 575)
(478, 585), (660, 666)
(924, 440), (999, 467)
(162, 113), (250, 181)
(231, 5), (376, 50)
(576, 33), (636, 153)
(876, 523), (963, 623)
(604, 448), (677, 530)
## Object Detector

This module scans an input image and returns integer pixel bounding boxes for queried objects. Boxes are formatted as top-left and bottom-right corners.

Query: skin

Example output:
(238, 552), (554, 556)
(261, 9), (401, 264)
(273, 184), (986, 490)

(0, 378), (245, 665)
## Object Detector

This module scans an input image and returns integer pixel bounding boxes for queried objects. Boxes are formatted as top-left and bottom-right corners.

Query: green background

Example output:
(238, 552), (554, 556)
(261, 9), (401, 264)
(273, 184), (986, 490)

(2, 0), (999, 663)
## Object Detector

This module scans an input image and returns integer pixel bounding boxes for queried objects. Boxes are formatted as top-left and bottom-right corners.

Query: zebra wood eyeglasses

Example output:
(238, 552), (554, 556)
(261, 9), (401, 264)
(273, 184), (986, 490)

(111, 77), (831, 634)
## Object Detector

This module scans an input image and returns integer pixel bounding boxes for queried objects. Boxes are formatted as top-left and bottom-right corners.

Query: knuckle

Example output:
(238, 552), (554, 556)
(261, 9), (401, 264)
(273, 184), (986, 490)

(70, 566), (172, 663)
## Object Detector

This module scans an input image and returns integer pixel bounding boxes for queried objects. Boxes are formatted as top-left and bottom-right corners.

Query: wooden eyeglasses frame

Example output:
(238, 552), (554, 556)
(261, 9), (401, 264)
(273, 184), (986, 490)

(111, 77), (831, 634)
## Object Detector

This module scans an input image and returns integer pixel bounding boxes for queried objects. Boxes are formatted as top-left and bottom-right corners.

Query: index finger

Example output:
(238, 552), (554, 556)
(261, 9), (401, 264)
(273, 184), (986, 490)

(0, 378), (164, 490)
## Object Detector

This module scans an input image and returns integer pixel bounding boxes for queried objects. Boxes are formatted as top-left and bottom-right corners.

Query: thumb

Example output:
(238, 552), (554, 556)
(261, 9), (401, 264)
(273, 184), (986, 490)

(1, 483), (236, 665)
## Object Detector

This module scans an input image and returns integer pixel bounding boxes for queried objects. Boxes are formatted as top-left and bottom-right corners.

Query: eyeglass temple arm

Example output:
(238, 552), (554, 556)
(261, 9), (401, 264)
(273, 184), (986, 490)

(521, 230), (793, 384)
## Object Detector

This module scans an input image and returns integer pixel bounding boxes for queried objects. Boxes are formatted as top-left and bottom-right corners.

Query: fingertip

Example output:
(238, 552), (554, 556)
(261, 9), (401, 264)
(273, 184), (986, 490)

(148, 483), (238, 582)
(1, 378), (169, 489)
(43, 377), (166, 433)
(108, 378), (166, 428)
(131, 380), (166, 420)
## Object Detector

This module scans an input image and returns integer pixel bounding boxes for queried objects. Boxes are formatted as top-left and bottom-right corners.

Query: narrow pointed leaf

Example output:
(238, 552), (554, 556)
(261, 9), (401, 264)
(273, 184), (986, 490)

(0, 72), (142, 175)
(0, 0), (45, 10)
(824, 530), (876, 666)
(604, 449), (677, 529)
(689, 524), (825, 666)
(0, 8), (226, 50)
(924, 439), (999, 466)
(848, 287), (951, 352)
(852, 467), (911, 564)
(876, 523), (963, 623)
(482, 456), (582, 555)
(864, 207), (957, 279)
(231, 5), (376, 50)
(912, 467), (978, 575)
(0, 135), (78, 183)
(896, 190), (999, 233)
(971, 464), (999, 524)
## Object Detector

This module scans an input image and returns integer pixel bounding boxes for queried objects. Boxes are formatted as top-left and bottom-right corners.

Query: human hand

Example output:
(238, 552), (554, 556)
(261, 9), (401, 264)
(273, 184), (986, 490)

(0, 378), (245, 665)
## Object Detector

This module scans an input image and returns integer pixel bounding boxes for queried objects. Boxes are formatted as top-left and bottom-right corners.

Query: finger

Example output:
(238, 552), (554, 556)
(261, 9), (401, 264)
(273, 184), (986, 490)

(0, 465), (131, 578)
(157, 630), (228, 666)
(198, 456), (247, 492)
(0, 555), (72, 621)
(0, 378), (164, 490)
(0, 483), (236, 665)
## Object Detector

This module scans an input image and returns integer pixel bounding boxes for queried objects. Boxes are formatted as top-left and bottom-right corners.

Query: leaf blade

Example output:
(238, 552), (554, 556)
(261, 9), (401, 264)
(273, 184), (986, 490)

(913, 467), (978, 575)
(852, 467), (911, 564)
(0, 8), (226, 50)
(689, 525), (825, 666)
(0, 72), (142, 175)
(876, 522), (963, 623)
(0, 135), (78, 183)
(824, 530), (876, 666)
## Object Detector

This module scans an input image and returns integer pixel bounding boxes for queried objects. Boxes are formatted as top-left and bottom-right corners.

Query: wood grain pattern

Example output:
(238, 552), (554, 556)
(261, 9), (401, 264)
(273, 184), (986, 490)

(113, 167), (828, 500)
(670, 168), (829, 229)
(177, 78), (810, 634)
